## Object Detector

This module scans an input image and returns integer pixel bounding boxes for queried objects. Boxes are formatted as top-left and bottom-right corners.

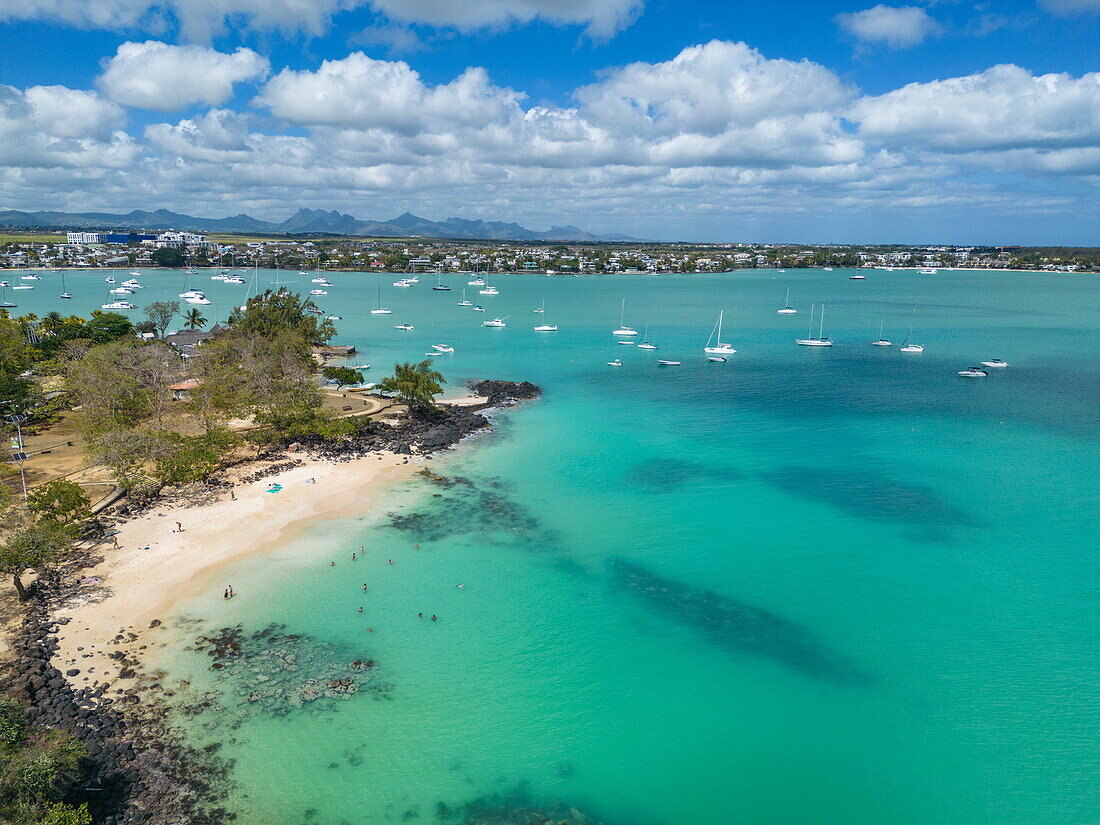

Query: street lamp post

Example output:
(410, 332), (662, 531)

(4, 412), (29, 503)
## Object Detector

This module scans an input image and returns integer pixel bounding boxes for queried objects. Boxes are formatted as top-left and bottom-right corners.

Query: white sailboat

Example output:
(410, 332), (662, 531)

(637, 323), (658, 350)
(703, 311), (736, 355)
(899, 326), (924, 353)
(0, 284), (15, 308)
(796, 304), (833, 346)
(872, 321), (892, 347)
(457, 289), (473, 307)
(534, 299), (545, 314)
(777, 288), (797, 314)
(612, 299), (637, 336)
(370, 284), (392, 315)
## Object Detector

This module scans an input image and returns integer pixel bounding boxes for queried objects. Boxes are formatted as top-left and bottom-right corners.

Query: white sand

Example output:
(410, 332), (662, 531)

(53, 451), (418, 686)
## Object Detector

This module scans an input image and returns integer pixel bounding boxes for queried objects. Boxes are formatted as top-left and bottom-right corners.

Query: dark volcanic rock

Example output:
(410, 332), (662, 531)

(468, 380), (542, 406)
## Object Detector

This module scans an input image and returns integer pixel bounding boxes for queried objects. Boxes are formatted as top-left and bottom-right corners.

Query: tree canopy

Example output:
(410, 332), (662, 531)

(151, 247), (184, 267)
(228, 289), (336, 348)
(321, 366), (363, 389)
(377, 360), (446, 409)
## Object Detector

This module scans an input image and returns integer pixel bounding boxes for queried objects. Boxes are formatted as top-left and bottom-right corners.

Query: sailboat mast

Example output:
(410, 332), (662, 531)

(819, 306), (825, 339)
(807, 304), (815, 338)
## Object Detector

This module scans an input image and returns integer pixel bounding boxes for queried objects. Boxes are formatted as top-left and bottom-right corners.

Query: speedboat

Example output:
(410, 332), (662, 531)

(394, 323), (414, 331)
(393, 280), (413, 287)
(129, 271), (142, 277)
(224, 276), (245, 284)
(20, 274), (40, 280)
(607, 359), (623, 367)
(980, 359), (1009, 368)
(311, 277), (328, 283)
(472, 305), (485, 312)
(958, 367), (989, 377)
(657, 360), (681, 366)
(533, 324), (558, 332)
(432, 344), (455, 352)
(707, 356), (727, 363)
(325, 315), (342, 321)
(102, 300), (135, 310)
(483, 318), (506, 327)
(872, 321), (892, 347)
(310, 289), (327, 295)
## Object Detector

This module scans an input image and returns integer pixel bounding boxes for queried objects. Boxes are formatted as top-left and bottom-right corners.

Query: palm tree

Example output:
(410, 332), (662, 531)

(183, 308), (207, 330)
(377, 360), (446, 409)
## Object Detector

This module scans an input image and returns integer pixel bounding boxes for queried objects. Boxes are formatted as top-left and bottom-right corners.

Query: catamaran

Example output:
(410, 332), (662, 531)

(370, 284), (392, 315)
(777, 288), (797, 314)
(796, 304), (833, 346)
(872, 321), (892, 346)
(612, 299), (637, 336)
(704, 311), (736, 355)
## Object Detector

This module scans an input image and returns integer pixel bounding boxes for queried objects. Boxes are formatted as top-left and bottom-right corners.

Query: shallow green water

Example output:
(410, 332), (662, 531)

(24, 266), (1100, 824)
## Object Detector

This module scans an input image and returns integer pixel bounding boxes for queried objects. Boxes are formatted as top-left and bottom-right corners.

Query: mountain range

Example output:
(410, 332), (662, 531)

(0, 207), (641, 242)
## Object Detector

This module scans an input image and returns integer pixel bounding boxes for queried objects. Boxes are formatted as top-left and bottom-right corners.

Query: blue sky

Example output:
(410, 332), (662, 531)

(0, 0), (1097, 243)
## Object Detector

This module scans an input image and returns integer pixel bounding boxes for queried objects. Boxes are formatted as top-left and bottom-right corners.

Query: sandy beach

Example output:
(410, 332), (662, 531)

(53, 450), (420, 688)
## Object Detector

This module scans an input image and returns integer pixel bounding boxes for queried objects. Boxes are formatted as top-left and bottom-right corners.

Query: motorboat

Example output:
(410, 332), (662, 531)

(310, 289), (328, 295)
(657, 360), (681, 366)
(122, 278), (141, 287)
(707, 356), (727, 363)
(325, 315), (342, 321)
(533, 324), (558, 332)
(185, 295), (212, 305)
(394, 323), (414, 330)
(479, 286), (499, 295)
(980, 359), (1009, 368)
(849, 274), (866, 280)
(482, 318), (506, 327)
(777, 288), (797, 314)
(179, 289), (203, 298)
(102, 300), (135, 310)
(957, 367), (989, 377)
(823, 267), (834, 271)
(920, 267), (938, 275)
(432, 344), (455, 352)
(704, 311), (736, 355)
(21, 274), (40, 280)
(796, 304), (833, 346)
(872, 321), (892, 346)
(105, 276), (115, 284)
(472, 305), (485, 312)
(608, 359), (623, 367)
(393, 279), (413, 287)
(225, 276), (245, 284)
(612, 299), (638, 336)
(534, 299), (545, 314)
(11, 285), (33, 290)
(468, 277), (486, 286)
(110, 287), (134, 295)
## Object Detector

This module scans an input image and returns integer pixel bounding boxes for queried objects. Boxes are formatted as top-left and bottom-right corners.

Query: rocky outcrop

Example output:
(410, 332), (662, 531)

(468, 380), (542, 406)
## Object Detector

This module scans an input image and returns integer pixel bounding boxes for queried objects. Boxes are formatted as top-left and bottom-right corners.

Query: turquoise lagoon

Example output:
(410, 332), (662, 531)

(19, 266), (1100, 823)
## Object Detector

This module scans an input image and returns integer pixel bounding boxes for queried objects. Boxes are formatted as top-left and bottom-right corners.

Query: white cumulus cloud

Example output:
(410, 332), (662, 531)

(836, 5), (941, 48)
(98, 41), (269, 112)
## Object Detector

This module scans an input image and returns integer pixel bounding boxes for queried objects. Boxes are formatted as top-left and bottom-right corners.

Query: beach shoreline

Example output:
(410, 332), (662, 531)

(52, 450), (421, 691)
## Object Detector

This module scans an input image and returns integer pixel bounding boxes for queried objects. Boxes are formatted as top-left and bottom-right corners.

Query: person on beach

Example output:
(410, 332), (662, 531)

(112, 535), (119, 548)
(176, 521), (183, 532)
(223, 588), (229, 600)
(228, 585), (234, 598)
(230, 490), (236, 501)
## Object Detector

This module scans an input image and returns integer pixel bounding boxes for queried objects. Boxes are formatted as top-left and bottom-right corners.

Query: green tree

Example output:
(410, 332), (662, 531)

(0, 522), (78, 600)
(183, 308), (207, 330)
(151, 247), (185, 267)
(27, 480), (92, 526)
(144, 301), (180, 338)
(321, 365), (363, 389)
(377, 360), (446, 409)
(228, 289), (336, 348)
(83, 311), (134, 344)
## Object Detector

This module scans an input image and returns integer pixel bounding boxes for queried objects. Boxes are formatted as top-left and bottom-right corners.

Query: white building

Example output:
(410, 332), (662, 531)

(156, 230), (214, 250)
(66, 232), (104, 244)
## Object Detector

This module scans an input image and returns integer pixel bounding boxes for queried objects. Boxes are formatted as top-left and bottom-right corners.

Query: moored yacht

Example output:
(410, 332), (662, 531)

(482, 318), (506, 327)
(980, 358), (1009, 368)
(612, 298), (638, 336)
(777, 288), (797, 314)
(957, 367), (989, 377)
(457, 289), (473, 307)
(899, 326), (924, 353)
(394, 323), (414, 330)
(796, 304), (833, 346)
(704, 310), (736, 355)
(370, 284), (392, 315)
(872, 321), (892, 347)
(533, 324), (558, 332)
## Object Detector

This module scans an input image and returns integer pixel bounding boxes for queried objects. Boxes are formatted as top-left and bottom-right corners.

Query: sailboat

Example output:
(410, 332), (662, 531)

(612, 299), (638, 336)
(637, 323), (658, 350)
(704, 311), (736, 355)
(0, 284), (15, 308)
(457, 289), (473, 307)
(432, 275), (451, 291)
(534, 299), (545, 314)
(872, 321), (892, 346)
(796, 304), (833, 346)
(59, 271), (72, 299)
(777, 288), (797, 314)
(899, 327), (924, 353)
(370, 284), (392, 315)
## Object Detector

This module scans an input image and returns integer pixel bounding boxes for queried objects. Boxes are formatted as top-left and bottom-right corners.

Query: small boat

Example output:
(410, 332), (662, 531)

(704, 311), (736, 355)
(105, 276), (115, 284)
(20, 274), (40, 281)
(468, 277), (486, 286)
(60, 293), (72, 299)
(224, 276), (245, 284)
(920, 267), (938, 275)
(424, 351), (442, 357)
(325, 315), (342, 321)
(0, 281), (9, 287)
(310, 289), (327, 295)
(612, 299), (638, 336)
(777, 288), (797, 314)
(11, 285), (33, 290)
(102, 300), (135, 310)
(298, 271), (308, 276)
(899, 327), (923, 353)
(122, 278), (141, 287)
(872, 321), (892, 347)
(370, 284), (392, 315)
(533, 324), (558, 332)
(849, 274), (866, 280)
(534, 299), (545, 314)
(980, 359), (1009, 368)
(129, 271), (142, 277)
(457, 289), (473, 307)
(607, 359), (623, 367)
(432, 344), (455, 352)
(618, 340), (635, 345)
(796, 304), (833, 346)
(479, 286), (499, 296)
(351, 364), (371, 370)
(482, 318), (506, 327)
(394, 323), (414, 331)
(393, 279), (413, 287)
(823, 267), (834, 271)
(472, 305), (485, 312)
(110, 287), (134, 295)
(958, 367), (989, 377)
(707, 356), (727, 363)
(311, 277), (328, 283)
(657, 360), (681, 366)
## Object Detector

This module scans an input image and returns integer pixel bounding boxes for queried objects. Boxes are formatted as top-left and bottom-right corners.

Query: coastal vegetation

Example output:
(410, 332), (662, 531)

(377, 360), (446, 409)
